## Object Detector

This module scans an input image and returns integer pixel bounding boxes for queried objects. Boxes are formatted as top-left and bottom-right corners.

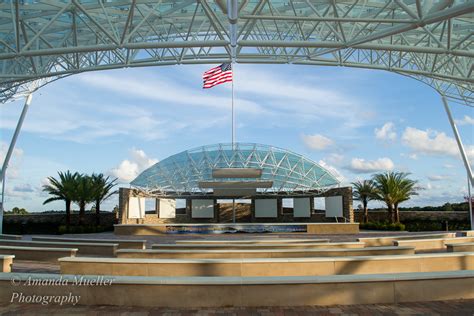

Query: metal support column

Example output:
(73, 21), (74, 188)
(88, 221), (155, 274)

(0, 94), (33, 234)
(468, 174), (473, 230)
(441, 96), (473, 185)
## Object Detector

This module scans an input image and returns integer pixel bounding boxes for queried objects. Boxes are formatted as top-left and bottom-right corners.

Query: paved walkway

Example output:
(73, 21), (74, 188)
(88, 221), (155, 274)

(1, 300), (473, 315)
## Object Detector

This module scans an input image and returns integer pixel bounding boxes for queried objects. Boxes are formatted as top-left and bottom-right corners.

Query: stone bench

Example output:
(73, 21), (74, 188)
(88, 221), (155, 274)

(176, 238), (330, 244)
(32, 236), (146, 249)
(446, 242), (474, 252)
(59, 252), (474, 277)
(358, 233), (456, 247)
(0, 240), (118, 257)
(117, 246), (414, 259)
(0, 246), (77, 263)
(0, 234), (22, 240)
(0, 255), (14, 272)
(393, 237), (474, 251)
(151, 242), (364, 251)
(1, 270), (472, 307)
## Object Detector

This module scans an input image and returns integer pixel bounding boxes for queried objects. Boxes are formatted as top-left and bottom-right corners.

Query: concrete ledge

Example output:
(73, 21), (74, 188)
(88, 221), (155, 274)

(0, 271), (473, 307)
(32, 236), (146, 250)
(307, 223), (359, 234)
(117, 246), (415, 259)
(176, 239), (330, 244)
(0, 240), (117, 257)
(114, 223), (359, 235)
(358, 233), (456, 247)
(0, 246), (77, 263)
(151, 242), (364, 251)
(0, 234), (22, 240)
(446, 242), (474, 252)
(0, 255), (14, 273)
(59, 252), (474, 277)
(394, 237), (474, 251)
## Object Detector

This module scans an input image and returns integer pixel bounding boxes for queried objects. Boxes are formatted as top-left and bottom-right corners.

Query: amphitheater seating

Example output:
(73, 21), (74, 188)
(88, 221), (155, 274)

(0, 239), (118, 256)
(117, 246), (414, 259)
(151, 242), (364, 251)
(0, 255), (14, 272)
(357, 233), (456, 247)
(0, 234), (22, 240)
(393, 237), (474, 251)
(32, 236), (146, 249)
(2, 271), (472, 307)
(446, 242), (474, 252)
(59, 252), (474, 277)
(176, 238), (329, 244)
(0, 245), (77, 262)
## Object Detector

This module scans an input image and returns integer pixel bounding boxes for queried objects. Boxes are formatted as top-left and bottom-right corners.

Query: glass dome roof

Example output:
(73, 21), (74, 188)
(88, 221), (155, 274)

(131, 143), (340, 195)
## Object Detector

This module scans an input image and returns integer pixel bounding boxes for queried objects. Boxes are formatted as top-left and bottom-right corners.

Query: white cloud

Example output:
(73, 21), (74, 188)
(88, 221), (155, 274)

(318, 160), (345, 183)
(301, 134), (334, 150)
(78, 72), (265, 115)
(0, 141), (24, 179)
(346, 157), (394, 174)
(375, 122), (396, 141)
(109, 149), (158, 183)
(401, 127), (474, 160)
(456, 115), (474, 126)
(427, 175), (450, 181)
(325, 153), (344, 165)
(12, 184), (34, 193)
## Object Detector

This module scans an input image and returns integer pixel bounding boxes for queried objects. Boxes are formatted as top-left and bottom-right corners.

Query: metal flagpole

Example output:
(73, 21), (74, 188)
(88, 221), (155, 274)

(227, 0), (238, 223)
(231, 69), (235, 147)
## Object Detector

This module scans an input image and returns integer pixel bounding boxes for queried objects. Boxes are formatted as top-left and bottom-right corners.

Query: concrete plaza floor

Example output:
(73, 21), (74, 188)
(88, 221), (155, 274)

(1, 300), (474, 315)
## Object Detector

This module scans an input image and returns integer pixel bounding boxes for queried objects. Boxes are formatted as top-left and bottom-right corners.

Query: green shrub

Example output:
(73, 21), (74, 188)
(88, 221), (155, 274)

(403, 220), (470, 232)
(360, 221), (405, 231)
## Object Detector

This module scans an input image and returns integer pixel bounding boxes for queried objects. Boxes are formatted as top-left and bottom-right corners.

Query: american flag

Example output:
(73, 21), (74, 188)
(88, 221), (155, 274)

(203, 63), (233, 89)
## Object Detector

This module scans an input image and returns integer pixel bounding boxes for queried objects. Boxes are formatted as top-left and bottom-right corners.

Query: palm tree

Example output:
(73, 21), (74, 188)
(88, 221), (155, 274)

(372, 171), (418, 223)
(42, 171), (79, 230)
(352, 180), (377, 223)
(91, 173), (117, 225)
(392, 176), (418, 223)
(73, 174), (95, 225)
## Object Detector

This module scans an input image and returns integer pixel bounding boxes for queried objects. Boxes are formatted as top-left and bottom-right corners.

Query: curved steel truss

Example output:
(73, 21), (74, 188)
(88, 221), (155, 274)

(0, 0), (472, 104)
(131, 143), (341, 195)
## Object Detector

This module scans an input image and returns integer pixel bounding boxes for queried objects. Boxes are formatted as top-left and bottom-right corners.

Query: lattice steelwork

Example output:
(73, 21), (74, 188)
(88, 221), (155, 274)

(131, 143), (340, 195)
(0, 0), (472, 105)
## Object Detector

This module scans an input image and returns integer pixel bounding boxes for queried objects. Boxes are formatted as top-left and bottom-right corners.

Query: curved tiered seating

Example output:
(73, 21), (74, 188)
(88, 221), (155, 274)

(117, 246), (414, 259)
(394, 237), (474, 251)
(446, 242), (474, 252)
(151, 242), (364, 251)
(357, 233), (456, 247)
(1, 271), (473, 307)
(176, 238), (329, 244)
(59, 252), (474, 277)
(0, 239), (117, 256)
(0, 245), (77, 262)
(32, 236), (146, 249)
(0, 234), (22, 240)
(0, 255), (14, 272)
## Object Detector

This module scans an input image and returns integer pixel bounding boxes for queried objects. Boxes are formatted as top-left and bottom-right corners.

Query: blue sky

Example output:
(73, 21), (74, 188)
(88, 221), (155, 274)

(1, 64), (473, 212)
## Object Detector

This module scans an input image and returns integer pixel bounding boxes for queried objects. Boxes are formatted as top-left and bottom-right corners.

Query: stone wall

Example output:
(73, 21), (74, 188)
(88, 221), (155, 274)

(118, 186), (354, 224)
